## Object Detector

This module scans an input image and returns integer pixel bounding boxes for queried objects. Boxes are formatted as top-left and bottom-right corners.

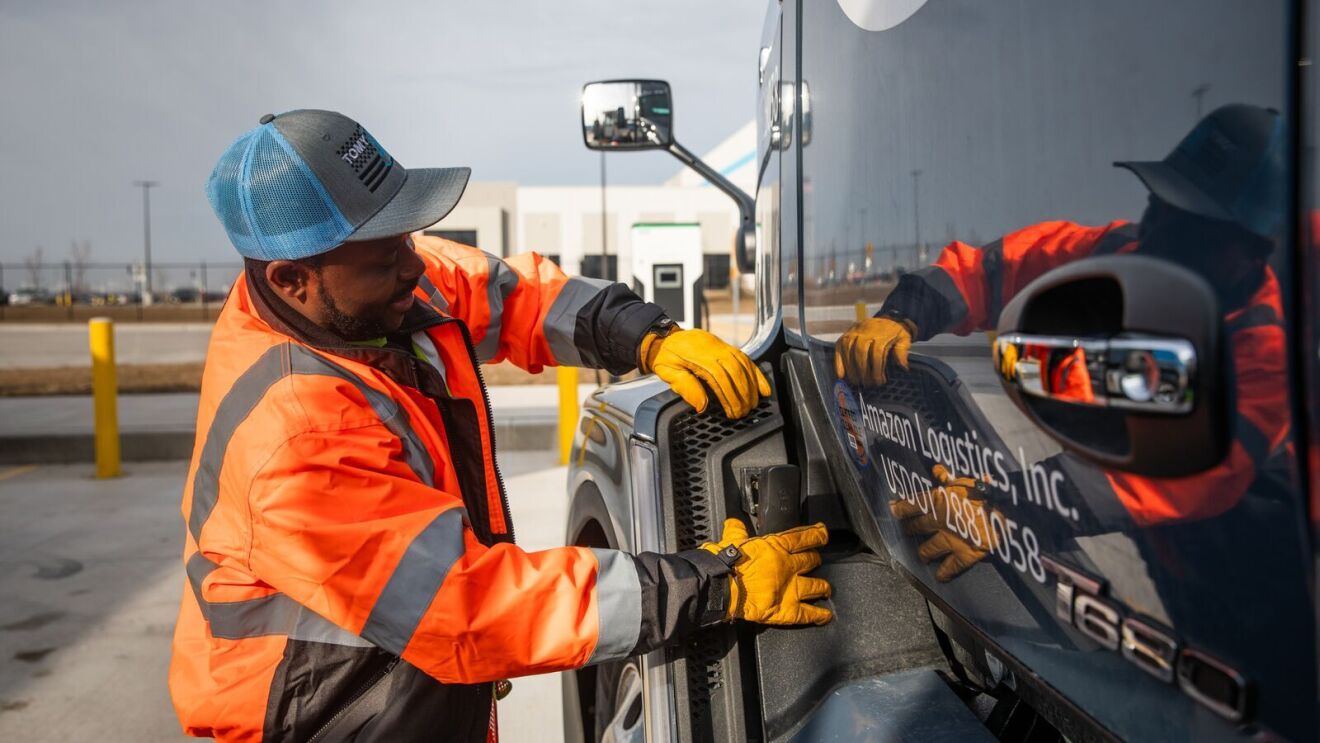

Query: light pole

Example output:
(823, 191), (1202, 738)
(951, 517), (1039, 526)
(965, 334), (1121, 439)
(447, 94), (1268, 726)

(1191, 83), (1211, 121)
(911, 169), (923, 264)
(133, 180), (159, 306)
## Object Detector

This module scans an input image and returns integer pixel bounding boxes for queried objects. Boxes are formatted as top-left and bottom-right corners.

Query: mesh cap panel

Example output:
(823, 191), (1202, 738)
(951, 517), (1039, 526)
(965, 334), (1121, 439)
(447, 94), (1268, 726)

(206, 130), (259, 256)
(206, 125), (352, 260)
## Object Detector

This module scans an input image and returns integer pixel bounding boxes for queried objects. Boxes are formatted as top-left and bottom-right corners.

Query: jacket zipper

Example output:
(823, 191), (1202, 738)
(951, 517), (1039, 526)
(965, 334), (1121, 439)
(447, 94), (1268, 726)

(452, 323), (515, 544)
(306, 656), (400, 743)
(292, 315), (515, 545)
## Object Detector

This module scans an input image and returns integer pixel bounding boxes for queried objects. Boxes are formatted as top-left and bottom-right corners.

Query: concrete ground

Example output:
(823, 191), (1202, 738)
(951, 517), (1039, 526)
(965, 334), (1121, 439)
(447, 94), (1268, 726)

(0, 323), (215, 370)
(0, 452), (570, 742)
(0, 384), (603, 465)
(0, 311), (764, 370)
(0, 385), (601, 439)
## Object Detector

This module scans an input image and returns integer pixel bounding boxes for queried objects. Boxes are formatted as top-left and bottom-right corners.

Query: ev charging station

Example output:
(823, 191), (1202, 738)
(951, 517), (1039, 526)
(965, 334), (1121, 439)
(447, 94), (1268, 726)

(629, 223), (705, 326)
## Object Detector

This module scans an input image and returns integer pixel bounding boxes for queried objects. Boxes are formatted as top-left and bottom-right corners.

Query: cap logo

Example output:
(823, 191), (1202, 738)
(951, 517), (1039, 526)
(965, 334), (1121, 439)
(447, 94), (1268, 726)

(340, 132), (369, 163)
(1179, 124), (1235, 180)
(336, 125), (394, 193)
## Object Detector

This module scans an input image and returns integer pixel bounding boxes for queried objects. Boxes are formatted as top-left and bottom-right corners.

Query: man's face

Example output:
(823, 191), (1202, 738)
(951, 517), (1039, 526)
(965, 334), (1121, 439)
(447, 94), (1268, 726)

(268, 234), (426, 341)
(1137, 196), (1271, 306)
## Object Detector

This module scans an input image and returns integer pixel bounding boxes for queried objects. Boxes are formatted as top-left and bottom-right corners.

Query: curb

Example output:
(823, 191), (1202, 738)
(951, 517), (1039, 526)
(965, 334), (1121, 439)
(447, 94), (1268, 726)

(0, 418), (559, 466)
(0, 432), (195, 465)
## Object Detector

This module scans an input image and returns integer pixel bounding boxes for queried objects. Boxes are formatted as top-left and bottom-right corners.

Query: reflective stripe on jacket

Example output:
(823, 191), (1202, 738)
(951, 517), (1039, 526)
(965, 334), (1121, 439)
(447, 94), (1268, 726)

(881, 220), (1291, 526)
(169, 236), (729, 742)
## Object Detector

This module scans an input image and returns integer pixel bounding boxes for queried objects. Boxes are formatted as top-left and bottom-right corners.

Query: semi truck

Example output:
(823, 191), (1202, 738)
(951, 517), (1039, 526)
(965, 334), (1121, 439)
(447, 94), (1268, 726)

(565, 2), (1319, 741)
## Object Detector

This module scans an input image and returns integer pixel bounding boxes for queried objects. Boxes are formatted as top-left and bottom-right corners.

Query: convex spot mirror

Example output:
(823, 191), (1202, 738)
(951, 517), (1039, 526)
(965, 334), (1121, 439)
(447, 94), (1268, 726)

(582, 80), (673, 151)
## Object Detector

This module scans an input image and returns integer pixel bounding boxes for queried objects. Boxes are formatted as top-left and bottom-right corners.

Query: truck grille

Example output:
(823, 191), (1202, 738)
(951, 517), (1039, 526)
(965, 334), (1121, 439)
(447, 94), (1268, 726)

(875, 361), (958, 425)
(666, 399), (774, 738)
(668, 399), (775, 548)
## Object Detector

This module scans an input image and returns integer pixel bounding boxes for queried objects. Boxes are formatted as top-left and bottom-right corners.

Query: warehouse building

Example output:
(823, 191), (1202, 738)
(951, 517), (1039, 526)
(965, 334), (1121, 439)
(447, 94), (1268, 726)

(424, 122), (755, 288)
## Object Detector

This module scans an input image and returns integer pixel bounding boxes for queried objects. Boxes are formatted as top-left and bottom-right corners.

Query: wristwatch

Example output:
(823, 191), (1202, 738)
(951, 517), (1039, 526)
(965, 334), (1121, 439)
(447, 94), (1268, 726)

(648, 317), (680, 338)
(878, 306), (908, 322)
(878, 307), (919, 337)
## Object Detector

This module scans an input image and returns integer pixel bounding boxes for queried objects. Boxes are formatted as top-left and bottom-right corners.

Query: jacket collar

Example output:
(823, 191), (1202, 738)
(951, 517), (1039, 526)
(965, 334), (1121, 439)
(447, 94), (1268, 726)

(243, 260), (451, 394)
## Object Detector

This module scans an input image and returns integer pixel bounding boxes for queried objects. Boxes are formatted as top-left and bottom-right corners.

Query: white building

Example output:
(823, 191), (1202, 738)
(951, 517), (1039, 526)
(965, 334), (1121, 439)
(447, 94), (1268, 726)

(426, 122), (756, 288)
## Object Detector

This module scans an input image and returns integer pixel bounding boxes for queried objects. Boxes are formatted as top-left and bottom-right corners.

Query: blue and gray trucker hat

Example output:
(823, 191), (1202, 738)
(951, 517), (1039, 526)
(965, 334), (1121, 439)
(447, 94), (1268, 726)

(1115, 103), (1285, 240)
(206, 110), (470, 260)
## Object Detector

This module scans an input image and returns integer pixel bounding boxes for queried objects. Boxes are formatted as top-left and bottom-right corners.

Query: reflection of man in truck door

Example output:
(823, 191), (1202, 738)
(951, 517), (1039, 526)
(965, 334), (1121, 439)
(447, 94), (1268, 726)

(837, 104), (1290, 529)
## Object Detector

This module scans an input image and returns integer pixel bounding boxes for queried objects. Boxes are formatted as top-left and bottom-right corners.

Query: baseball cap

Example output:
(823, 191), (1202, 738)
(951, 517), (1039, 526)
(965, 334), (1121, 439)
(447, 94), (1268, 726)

(1115, 103), (1285, 240)
(206, 110), (470, 260)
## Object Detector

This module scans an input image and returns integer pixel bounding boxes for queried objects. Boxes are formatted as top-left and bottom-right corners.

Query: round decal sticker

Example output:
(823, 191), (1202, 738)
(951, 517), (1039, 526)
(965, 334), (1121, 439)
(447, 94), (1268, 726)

(836, 0), (930, 32)
(833, 381), (869, 466)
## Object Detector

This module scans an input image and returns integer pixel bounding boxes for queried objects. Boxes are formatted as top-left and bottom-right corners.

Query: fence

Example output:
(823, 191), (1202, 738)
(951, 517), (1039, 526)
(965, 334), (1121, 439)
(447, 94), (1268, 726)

(0, 261), (244, 322)
(1, 254), (767, 324)
(800, 241), (927, 289)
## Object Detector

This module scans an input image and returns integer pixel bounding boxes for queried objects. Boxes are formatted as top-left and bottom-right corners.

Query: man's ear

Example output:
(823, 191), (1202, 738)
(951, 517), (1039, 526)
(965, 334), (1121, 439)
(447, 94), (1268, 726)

(265, 260), (315, 305)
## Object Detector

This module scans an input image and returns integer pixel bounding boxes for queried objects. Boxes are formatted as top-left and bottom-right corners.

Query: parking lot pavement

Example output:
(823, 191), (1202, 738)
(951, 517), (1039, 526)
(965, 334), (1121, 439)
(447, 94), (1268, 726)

(495, 452), (569, 743)
(0, 323), (215, 370)
(0, 460), (189, 742)
(0, 452), (570, 742)
(0, 384), (599, 465)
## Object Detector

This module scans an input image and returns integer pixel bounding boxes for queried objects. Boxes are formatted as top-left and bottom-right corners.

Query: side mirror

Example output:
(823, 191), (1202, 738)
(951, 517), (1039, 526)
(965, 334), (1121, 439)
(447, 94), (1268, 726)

(580, 79), (757, 274)
(994, 255), (1227, 477)
(581, 80), (673, 150)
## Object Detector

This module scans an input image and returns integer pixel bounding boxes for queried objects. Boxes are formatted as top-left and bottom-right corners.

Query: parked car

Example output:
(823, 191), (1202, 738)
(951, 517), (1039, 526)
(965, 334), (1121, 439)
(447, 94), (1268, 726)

(170, 287), (200, 304)
(563, 1), (1317, 741)
(7, 287), (55, 305)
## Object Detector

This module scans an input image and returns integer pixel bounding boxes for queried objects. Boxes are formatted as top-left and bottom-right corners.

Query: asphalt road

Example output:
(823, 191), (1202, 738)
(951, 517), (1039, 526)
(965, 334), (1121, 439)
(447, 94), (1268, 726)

(0, 323), (214, 369)
(0, 452), (569, 742)
(1, 312), (767, 370)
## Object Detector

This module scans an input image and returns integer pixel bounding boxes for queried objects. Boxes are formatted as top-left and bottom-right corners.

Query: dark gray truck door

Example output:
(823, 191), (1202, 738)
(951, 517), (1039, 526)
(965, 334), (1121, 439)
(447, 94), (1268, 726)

(799, 0), (1312, 740)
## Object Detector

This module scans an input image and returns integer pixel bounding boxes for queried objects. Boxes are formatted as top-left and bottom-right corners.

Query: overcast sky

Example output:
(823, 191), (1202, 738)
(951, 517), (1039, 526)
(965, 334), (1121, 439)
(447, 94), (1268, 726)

(0, 1), (765, 264)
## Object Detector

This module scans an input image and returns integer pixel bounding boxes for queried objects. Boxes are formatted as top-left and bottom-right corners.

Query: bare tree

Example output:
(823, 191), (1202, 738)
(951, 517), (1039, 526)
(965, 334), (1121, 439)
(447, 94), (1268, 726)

(69, 240), (92, 294)
(23, 245), (43, 289)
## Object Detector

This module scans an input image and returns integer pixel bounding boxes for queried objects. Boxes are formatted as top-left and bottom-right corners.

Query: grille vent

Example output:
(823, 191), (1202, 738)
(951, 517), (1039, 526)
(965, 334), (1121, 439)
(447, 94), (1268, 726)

(666, 398), (774, 734)
(870, 363), (956, 425)
(669, 399), (776, 549)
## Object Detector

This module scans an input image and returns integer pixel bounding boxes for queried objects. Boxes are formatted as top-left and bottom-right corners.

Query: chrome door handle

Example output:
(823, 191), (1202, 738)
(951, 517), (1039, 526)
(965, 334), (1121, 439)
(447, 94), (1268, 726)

(994, 333), (1197, 414)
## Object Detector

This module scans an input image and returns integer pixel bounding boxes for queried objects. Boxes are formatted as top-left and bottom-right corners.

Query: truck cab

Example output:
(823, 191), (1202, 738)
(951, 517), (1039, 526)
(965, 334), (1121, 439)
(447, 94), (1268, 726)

(563, 2), (1319, 741)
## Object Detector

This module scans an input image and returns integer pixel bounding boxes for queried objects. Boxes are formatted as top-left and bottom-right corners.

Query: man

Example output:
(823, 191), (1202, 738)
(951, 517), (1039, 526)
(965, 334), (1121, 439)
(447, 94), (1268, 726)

(170, 110), (832, 742)
(835, 103), (1290, 578)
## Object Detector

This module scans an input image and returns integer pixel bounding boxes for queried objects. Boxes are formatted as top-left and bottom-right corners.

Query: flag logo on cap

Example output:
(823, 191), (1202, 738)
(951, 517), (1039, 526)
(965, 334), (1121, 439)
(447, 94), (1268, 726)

(337, 125), (394, 193)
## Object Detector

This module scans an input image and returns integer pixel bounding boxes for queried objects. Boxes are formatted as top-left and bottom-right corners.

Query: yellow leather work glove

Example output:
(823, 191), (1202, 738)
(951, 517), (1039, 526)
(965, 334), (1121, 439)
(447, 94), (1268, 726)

(994, 339), (1019, 382)
(639, 328), (772, 419)
(700, 517), (753, 556)
(833, 316), (917, 386)
(890, 465), (998, 582)
(703, 518), (833, 626)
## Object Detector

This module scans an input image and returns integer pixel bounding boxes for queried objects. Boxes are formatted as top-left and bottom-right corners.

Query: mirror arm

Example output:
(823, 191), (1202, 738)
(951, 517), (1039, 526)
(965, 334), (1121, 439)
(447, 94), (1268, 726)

(665, 140), (758, 274)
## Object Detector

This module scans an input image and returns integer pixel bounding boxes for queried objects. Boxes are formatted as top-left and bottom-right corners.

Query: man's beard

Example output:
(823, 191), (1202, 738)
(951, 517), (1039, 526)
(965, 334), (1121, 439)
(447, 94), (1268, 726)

(1139, 207), (1268, 312)
(319, 286), (397, 341)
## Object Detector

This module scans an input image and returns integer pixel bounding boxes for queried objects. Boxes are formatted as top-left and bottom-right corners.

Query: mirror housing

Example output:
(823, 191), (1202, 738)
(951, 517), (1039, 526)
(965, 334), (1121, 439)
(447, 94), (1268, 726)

(581, 80), (673, 150)
(580, 79), (758, 274)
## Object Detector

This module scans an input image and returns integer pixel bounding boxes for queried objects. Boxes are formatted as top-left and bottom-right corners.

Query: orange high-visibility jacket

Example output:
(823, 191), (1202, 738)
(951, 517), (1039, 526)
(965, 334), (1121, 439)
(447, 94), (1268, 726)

(170, 235), (731, 742)
(880, 220), (1291, 526)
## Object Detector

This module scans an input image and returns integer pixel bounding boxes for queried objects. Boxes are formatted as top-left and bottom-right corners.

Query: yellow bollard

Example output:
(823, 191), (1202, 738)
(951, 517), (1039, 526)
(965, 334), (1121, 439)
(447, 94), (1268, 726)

(854, 301), (868, 323)
(557, 366), (579, 465)
(89, 317), (121, 478)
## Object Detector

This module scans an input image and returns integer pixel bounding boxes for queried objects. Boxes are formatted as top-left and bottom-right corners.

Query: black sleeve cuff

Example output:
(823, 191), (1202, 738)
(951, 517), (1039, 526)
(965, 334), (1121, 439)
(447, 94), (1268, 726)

(684, 549), (734, 627)
(629, 548), (732, 656)
(879, 271), (957, 340)
(573, 283), (668, 375)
